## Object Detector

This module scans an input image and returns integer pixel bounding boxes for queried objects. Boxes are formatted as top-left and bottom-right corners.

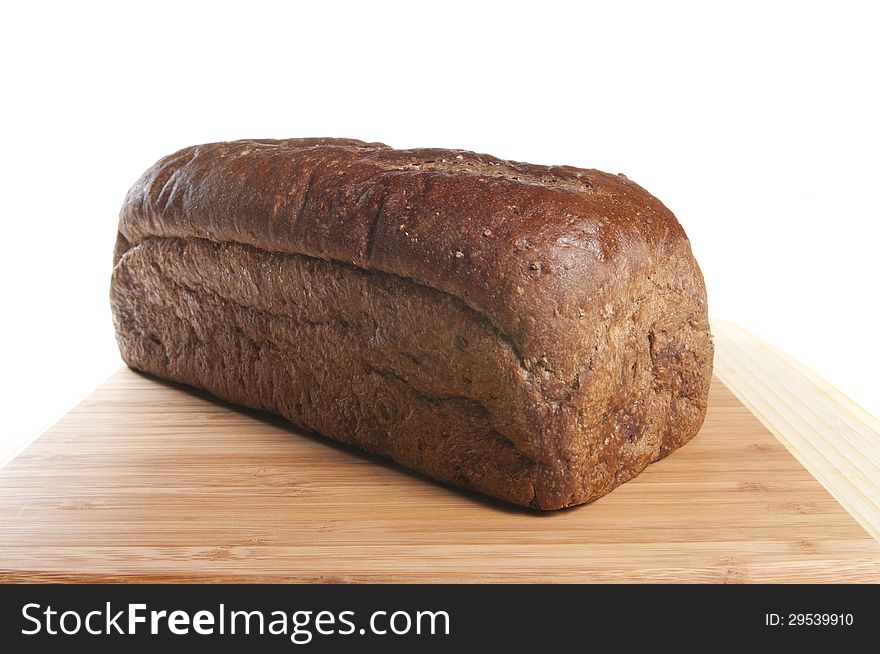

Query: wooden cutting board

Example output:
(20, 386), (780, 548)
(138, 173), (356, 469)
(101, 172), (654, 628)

(2, 322), (879, 582)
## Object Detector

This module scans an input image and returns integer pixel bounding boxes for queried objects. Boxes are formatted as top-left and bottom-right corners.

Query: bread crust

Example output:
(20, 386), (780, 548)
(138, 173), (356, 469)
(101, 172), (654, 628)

(112, 139), (713, 509)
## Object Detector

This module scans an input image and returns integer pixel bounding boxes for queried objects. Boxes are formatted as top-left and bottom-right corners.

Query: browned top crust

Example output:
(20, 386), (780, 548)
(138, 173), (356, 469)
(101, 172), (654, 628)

(118, 138), (698, 386)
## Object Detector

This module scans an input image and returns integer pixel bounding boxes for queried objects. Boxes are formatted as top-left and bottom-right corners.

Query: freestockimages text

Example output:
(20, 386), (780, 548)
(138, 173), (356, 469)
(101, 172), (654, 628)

(21, 602), (451, 644)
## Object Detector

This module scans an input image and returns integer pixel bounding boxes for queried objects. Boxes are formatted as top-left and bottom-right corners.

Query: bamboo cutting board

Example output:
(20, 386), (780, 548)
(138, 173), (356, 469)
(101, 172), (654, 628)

(1, 322), (879, 582)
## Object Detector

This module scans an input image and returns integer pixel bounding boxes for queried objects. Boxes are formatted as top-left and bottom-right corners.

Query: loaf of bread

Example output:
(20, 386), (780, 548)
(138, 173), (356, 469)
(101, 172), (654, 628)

(111, 138), (713, 510)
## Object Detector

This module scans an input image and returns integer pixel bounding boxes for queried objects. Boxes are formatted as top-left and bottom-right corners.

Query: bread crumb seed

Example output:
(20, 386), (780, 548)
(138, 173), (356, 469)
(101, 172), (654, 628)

(577, 309), (586, 318)
(482, 228), (492, 237)
(604, 437), (610, 446)
(398, 224), (406, 231)
(515, 286), (524, 295)
(529, 261), (541, 271)
(454, 250), (465, 258)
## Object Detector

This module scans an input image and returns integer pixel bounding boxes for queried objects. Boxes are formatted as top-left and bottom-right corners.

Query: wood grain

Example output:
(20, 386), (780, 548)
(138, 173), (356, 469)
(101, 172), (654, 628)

(712, 320), (880, 543)
(1, 359), (879, 582)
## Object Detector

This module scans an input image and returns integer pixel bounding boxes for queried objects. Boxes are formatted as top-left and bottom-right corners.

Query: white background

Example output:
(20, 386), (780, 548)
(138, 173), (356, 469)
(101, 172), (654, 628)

(2, 1), (878, 452)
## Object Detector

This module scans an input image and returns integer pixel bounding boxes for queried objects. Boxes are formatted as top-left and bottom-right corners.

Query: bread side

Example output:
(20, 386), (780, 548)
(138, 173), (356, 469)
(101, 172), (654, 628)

(112, 139), (713, 509)
(112, 237), (542, 504)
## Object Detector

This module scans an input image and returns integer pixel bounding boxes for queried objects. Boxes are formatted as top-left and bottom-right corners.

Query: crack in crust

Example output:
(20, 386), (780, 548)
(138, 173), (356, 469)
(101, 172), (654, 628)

(117, 233), (537, 383)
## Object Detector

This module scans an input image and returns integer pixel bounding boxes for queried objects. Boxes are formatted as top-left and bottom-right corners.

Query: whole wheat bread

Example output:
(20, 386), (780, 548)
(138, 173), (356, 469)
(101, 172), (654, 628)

(111, 138), (713, 509)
